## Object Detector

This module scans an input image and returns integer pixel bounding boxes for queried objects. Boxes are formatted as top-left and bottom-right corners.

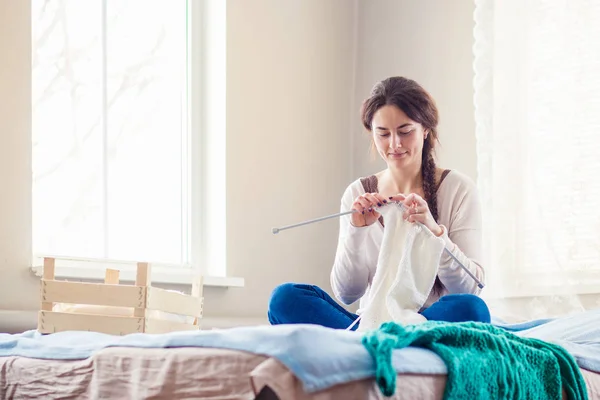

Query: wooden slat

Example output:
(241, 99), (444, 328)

(134, 262), (150, 333)
(147, 287), (203, 317)
(43, 257), (56, 279)
(38, 311), (144, 335)
(134, 263), (150, 319)
(104, 269), (120, 284)
(144, 317), (199, 334)
(41, 258), (56, 311)
(41, 280), (145, 308)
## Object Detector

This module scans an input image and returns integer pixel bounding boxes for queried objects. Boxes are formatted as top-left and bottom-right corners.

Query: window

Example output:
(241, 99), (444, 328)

(32, 0), (191, 266)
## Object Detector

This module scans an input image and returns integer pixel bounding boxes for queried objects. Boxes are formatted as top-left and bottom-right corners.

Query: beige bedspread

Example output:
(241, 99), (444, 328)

(1, 346), (599, 399)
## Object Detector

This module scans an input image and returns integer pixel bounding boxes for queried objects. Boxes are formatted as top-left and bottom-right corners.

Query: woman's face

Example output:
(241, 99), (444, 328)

(371, 104), (427, 169)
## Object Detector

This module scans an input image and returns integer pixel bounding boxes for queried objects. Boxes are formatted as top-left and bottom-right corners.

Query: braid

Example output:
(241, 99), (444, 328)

(421, 134), (444, 294)
(421, 136), (439, 222)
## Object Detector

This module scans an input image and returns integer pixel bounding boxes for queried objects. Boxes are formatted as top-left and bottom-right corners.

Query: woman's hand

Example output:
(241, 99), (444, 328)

(350, 193), (389, 227)
(389, 193), (443, 236)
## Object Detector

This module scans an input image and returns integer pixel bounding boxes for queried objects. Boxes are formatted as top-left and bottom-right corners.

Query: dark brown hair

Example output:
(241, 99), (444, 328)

(360, 76), (444, 293)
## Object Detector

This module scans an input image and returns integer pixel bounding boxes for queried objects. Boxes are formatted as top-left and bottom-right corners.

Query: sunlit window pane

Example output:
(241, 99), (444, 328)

(32, 0), (189, 264)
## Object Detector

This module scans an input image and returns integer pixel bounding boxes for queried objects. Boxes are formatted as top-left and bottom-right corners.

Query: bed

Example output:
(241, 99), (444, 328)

(2, 310), (600, 400)
(1, 347), (599, 399)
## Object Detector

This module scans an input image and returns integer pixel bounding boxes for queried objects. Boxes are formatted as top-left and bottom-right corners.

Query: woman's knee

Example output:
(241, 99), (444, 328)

(268, 283), (316, 325)
(268, 283), (305, 312)
(442, 293), (491, 323)
(462, 294), (491, 323)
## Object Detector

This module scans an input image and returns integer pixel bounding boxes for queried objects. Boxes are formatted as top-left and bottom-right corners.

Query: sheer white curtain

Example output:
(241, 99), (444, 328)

(474, 0), (600, 321)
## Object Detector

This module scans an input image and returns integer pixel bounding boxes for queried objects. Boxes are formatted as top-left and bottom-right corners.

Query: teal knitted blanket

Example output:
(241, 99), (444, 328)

(362, 321), (587, 399)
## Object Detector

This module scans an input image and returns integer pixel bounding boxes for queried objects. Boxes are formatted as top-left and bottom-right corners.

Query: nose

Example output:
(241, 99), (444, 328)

(390, 133), (402, 149)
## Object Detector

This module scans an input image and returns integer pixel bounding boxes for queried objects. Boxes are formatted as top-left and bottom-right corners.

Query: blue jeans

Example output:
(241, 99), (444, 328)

(267, 283), (491, 330)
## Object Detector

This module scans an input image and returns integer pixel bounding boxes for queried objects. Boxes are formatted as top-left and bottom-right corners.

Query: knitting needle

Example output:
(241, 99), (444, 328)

(272, 202), (485, 289)
(271, 210), (356, 234)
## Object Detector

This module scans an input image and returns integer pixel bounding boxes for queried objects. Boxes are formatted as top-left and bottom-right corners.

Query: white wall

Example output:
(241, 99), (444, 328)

(0, 0), (39, 314)
(207, 0), (357, 319)
(0, 0), (481, 329)
(352, 0), (477, 181)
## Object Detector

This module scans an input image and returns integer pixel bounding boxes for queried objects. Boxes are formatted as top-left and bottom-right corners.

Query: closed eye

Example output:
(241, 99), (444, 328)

(375, 125), (414, 136)
(376, 128), (390, 137)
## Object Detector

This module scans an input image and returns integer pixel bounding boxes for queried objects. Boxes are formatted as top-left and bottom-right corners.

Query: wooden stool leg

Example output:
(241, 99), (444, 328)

(38, 257), (56, 334)
(134, 262), (151, 332)
(41, 257), (56, 311)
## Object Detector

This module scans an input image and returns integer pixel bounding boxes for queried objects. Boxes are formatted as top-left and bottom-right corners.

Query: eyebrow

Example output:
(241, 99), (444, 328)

(375, 123), (412, 130)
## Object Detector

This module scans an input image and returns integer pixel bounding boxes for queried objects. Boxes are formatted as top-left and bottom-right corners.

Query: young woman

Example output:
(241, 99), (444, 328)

(268, 76), (490, 330)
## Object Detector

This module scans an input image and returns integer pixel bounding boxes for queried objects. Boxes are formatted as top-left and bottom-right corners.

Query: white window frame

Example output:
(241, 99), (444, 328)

(30, 0), (242, 288)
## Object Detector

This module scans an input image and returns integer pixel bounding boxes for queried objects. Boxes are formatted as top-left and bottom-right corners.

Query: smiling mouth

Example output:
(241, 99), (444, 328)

(389, 152), (408, 158)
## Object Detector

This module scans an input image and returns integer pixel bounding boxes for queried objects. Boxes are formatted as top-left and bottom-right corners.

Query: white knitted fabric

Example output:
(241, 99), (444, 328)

(356, 204), (446, 332)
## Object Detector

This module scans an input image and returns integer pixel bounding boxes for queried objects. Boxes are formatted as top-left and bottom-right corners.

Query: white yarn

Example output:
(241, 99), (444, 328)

(355, 204), (446, 332)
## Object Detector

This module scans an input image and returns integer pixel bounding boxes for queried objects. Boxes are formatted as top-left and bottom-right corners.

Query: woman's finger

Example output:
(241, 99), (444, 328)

(352, 196), (368, 214)
(401, 193), (415, 209)
(351, 202), (365, 215)
(409, 205), (428, 214)
(407, 213), (427, 224)
(402, 193), (423, 205)
(356, 195), (376, 213)
(363, 193), (383, 211)
(404, 194), (430, 212)
(388, 193), (407, 202)
(403, 206), (418, 220)
(403, 205), (424, 219)
(373, 193), (389, 205)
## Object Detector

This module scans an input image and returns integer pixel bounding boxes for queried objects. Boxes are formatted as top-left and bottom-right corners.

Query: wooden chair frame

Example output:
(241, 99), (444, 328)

(38, 257), (203, 335)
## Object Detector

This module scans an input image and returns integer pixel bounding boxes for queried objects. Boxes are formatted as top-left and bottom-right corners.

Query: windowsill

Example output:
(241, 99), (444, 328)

(30, 263), (244, 288)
